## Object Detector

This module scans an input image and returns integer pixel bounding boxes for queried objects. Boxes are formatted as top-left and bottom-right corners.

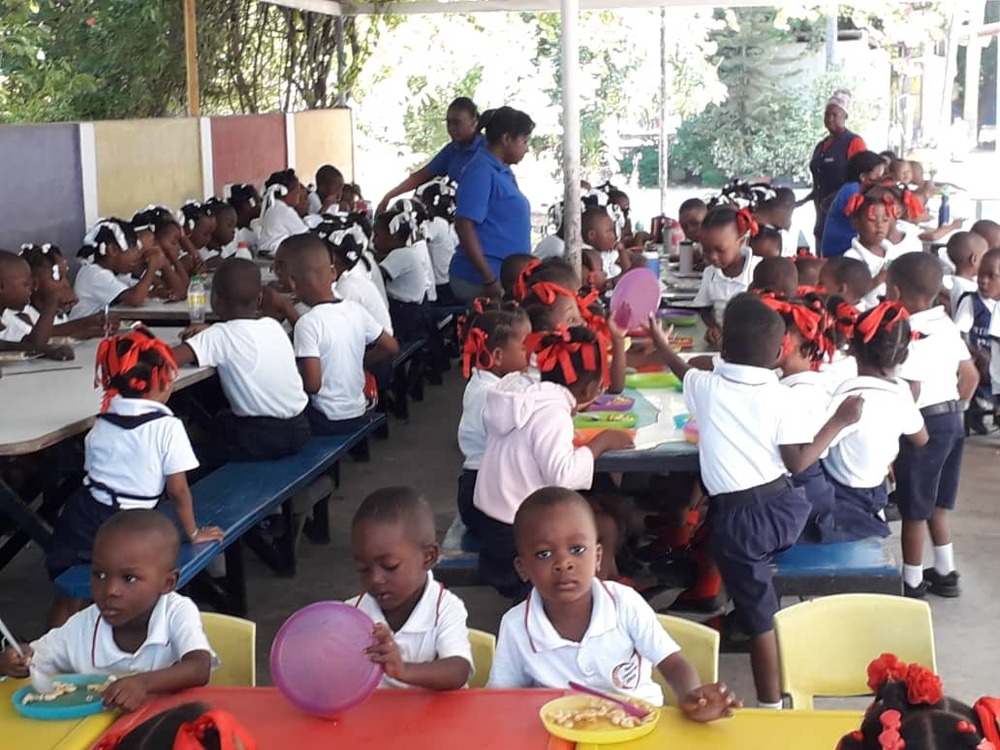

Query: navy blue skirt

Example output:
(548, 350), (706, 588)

(45, 487), (119, 582)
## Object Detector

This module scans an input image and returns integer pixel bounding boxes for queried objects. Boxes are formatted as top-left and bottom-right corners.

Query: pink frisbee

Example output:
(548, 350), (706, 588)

(270, 601), (383, 718)
(611, 268), (661, 329)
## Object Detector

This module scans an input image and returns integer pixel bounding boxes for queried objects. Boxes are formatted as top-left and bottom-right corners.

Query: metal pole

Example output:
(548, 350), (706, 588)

(335, 16), (346, 106)
(561, 0), (582, 274)
(659, 6), (668, 215)
(184, 0), (201, 117)
(825, 10), (837, 70)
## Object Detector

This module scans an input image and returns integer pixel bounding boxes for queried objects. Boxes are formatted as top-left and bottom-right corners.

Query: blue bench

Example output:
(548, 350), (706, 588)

(380, 338), (426, 424)
(55, 413), (386, 614)
(435, 516), (902, 597)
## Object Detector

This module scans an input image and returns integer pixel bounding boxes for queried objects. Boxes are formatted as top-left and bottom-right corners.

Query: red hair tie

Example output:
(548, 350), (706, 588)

(975, 697), (1000, 748)
(93, 709), (258, 750)
(95, 329), (177, 413)
(881, 193), (898, 220)
(795, 248), (818, 260)
(835, 301), (860, 337)
(856, 301), (909, 344)
(901, 189), (924, 221)
(512, 259), (541, 301)
(462, 327), (495, 377)
(759, 295), (824, 348)
(878, 710), (904, 750)
(528, 281), (574, 305)
(736, 208), (758, 237)
(844, 193), (866, 218)
(526, 326), (609, 388)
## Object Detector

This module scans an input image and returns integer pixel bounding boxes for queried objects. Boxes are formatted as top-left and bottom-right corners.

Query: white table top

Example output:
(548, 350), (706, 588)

(0, 328), (213, 457)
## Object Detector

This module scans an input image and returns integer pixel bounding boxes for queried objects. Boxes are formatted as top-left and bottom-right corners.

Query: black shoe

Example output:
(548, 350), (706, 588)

(904, 580), (929, 599)
(923, 568), (961, 597)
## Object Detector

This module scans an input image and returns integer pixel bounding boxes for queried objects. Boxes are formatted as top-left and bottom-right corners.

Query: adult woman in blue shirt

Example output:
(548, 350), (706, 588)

(449, 107), (534, 302)
(819, 150), (886, 257)
(377, 97), (483, 214)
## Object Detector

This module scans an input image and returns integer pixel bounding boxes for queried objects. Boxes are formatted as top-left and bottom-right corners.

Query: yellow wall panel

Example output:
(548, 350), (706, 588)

(93, 118), (203, 218)
(293, 109), (354, 185)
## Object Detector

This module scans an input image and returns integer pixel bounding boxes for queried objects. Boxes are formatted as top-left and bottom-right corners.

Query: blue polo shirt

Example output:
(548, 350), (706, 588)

(450, 149), (532, 283)
(820, 181), (861, 257)
(426, 135), (485, 183)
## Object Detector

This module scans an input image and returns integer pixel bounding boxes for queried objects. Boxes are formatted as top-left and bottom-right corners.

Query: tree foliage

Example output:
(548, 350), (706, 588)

(401, 65), (483, 169)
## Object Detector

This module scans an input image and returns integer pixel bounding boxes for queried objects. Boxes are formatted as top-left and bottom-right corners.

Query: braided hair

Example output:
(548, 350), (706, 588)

(460, 302), (530, 377)
(850, 301), (912, 372)
(95, 328), (178, 412)
(527, 325), (608, 388)
(312, 215), (373, 273)
(78, 219), (137, 262)
(19, 243), (66, 282)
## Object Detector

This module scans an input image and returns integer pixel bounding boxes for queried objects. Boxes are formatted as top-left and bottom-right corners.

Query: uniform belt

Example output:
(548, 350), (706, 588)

(920, 400), (964, 418)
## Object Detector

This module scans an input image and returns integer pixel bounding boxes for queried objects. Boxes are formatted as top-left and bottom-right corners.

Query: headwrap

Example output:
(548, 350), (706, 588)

(828, 88), (853, 117)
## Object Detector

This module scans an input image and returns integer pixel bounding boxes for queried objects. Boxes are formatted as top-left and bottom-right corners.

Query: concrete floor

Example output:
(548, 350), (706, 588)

(1, 367), (998, 706)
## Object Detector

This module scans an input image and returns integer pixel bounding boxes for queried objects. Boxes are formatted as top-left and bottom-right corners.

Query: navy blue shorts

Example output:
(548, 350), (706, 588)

(895, 411), (964, 521)
(305, 406), (370, 436)
(709, 478), (810, 636)
(829, 480), (890, 540)
(216, 411), (311, 462)
(792, 461), (846, 544)
(476, 512), (530, 601)
(45, 487), (119, 582)
(456, 470), (479, 532)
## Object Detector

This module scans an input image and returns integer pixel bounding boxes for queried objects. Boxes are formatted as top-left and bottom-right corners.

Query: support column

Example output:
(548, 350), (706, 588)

(184, 0), (201, 117)
(560, 0), (581, 274)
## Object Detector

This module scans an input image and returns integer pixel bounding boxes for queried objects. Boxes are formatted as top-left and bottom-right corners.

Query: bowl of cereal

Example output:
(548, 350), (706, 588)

(540, 694), (661, 744)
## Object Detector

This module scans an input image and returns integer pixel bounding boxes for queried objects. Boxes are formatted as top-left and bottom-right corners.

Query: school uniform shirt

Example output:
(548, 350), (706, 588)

(426, 134), (485, 183)
(257, 200), (309, 256)
(690, 248), (760, 322)
(890, 222), (925, 257)
(533, 234), (565, 260)
(954, 292), (996, 351)
(29, 592), (217, 689)
(71, 264), (136, 319)
(823, 377), (924, 488)
(293, 300), (384, 421)
(381, 241), (434, 304)
(682, 362), (819, 496)
(898, 306), (972, 409)
(0, 308), (31, 342)
(473, 374), (594, 525)
(597, 246), (622, 280)
(185, 317), (308, 419)
(781, 370), (833, 458)
(844, 237), (921, 308)
(819, 351), (859, 395)
(84, 397), (199, 509)
(949, 275), (979, 317)
(306, 191), (323, 216)
(335, 265), (394, 335)
(200, 242), (252, 263)
(346, 572), (474, 690)
(488, 580), (679, 707)
(424, 216), (457, 286)
(457, 369), (501, 470)
(452, 149), (531, 284)
(363, 248), (390, 308)
(989, 311), (1000, 395)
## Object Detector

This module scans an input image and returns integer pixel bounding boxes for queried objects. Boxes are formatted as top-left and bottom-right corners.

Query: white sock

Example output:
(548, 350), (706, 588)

(933, 544), (955, 575)
(903, 564), (923, 588)
(757, 699), (783, 710)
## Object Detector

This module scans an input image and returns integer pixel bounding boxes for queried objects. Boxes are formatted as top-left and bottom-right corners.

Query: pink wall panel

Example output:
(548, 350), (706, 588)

(209, 114), (287, 196)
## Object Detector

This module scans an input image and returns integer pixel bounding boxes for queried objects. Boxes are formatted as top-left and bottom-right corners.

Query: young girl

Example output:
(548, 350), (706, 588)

(821, 302), (929, 540)
(175, 201), (217, 274)
(19, 244), (106, 340)
(258, 169), (309, 257)
(227, 183), (262, 255)
(456, 303), (530, 531)
(72, 219), (167, 319)
(204, 198), (250, 263)
(416, 177), (458, 303)
(374, 201), (437, 335)
(44, 328), (223, 626)
(691, 206), (762, 346)
(843, 190), (895, 308)
(472, 326), (634, 597)
(820, 150), (886, 257)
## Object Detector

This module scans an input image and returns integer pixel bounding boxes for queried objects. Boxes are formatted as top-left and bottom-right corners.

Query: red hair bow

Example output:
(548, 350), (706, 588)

(856, 301), (909, 344)
(975, 697), (1000, 749)
(736, 208), (758, 237)
(878, 709), (904, 750)
(462, 326), (494, 377)
(527, 281), (574, 305)
(834, 301), (860, 337)
(95, 329), (178, 413)
(760, 294), (826, 354)
(525, 326), (608, 387)
(512, 259), (542, 300)
(900, 189), (924, 221)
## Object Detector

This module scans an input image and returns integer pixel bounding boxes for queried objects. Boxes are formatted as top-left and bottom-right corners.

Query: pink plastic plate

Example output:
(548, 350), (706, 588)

(589, 394), (636, 412)
(270, 601), (383, 718)
(611, 269), (661, 328)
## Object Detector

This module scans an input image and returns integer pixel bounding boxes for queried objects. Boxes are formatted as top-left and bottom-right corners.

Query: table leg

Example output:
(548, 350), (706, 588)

(0, 477), (52, 551)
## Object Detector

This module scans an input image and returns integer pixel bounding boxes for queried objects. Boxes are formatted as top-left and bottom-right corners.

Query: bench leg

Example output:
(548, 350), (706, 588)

(348, 439), (370, 463)
(187, 542), (248, 617)
(242, 502), (298, 578)
(391, 365), (410, 420)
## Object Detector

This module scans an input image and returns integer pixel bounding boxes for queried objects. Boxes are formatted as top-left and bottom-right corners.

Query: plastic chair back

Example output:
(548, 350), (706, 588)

(774, 593), (936, 709)
(468, 628), (496, 689)
(653, 614), (720, 705)
(201, 612), (257, 687)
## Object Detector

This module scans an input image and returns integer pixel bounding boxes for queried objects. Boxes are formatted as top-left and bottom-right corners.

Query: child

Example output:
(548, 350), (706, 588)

(794, 256), (824, 289)
(258, 170), (309, 257)
(954, 246), (1000, 433)
(0, 251), (73, 358)
(749, 226), (782, 259)
(44, 328), (223, 625)
(583, 206), (628, 280)
(348, 487), (473, 690)
(889, 252), (978, 598)
(227, 183), (262, 255)
(473, 327), (633, 597)
(946, 231), (986, 315)
(500, 254), (537, 300)
(339, 182), (363, 214)
(1, 511), (216, 712)
(842, 190), (901, 308)
(285, 234), (398, 434)
(307, 164), (345, 216)
(691, 206), (762, 346)
(678, 197), (707, 246)
(374, 201), (437, 340)
(749, 257), (797, 299)
(131, 207), (190, 297)
(535, 200), (567, 260)
(820, 151), (887, 258)
(177, 201), (218, 272)
(416, 178), (458, 303)
(513, 257), (580, 303)
(489, 487), (738, 719)
(205, 199), (250, 263)
(582, 247), (608, 293)
(819, 256), (873, 308)
(645, 294), (863, 707)
(456, 304), (531, 531)
(172, 258), (310, 461)
(970, 219), (1000, 251)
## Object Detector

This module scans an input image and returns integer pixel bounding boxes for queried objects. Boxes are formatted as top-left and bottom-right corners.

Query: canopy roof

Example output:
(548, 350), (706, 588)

(265, 0), (766, 15)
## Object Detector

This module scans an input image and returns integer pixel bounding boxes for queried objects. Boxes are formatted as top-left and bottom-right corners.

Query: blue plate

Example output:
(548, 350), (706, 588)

(12, 674), (113, 720)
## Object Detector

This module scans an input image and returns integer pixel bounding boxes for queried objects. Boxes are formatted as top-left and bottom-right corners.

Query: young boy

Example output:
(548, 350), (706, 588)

(348, 487), (473, 690)
(0, 510), (215, 712)
(954, 247), (1000, 434)
(489, 487), (738, 719)
(818, 256), (872, 308)
(946, 231), (986, 315)
(284, 234), (398, 434)
(645, 295), (863, 707)
(0, 251), (73, 359)
(888, 253), (978, 598)
(749, 257), (798, 300)
(970, 219), (1000, 251)
(308, 164), (346, 217)
(583, 206), (628, 281)
(678, 198), (707, 246)
(172, 258), (311, 460)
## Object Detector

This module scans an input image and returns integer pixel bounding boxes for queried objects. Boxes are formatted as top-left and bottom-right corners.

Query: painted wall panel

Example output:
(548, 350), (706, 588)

(209, 114), (287, 196)
(293, 108), (354, 186)
(93, 118), (203, 219)
(0, 124), (85, 252)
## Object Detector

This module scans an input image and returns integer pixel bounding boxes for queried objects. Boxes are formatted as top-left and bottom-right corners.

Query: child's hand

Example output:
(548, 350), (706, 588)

(190, 526), (224, 544)
(646, 315), (672, 350)
(0, 643), (32, 678)
(180, 323), (211, 341)
(587, 429), (635, 457)
(261, 284), (296, 319)
(705, 325), (722, 347)
(42, 345), (75, 361)
(609, 305), (630, 340)
(833, 394), (864, 426)
(102, 674), (148, 712)
(366, 623), (406, 680)
(680, 682), (741, 722)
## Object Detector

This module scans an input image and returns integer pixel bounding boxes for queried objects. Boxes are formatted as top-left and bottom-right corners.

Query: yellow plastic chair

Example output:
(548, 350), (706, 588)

(652, 614), (720, 705)
(201, 612), (257, 687)
(774, 594), (936, 710)
(468, 629), (496, 689)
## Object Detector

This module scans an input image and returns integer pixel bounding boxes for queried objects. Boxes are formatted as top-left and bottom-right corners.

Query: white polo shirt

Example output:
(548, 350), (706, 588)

(488, 580), (679, 706)
(336, 265), (394, 335)
(0, 308), (31, 342)
(381, 241), (434, 304)
(85, 398), (199, 509)
(29, 592), (217, 690)
(954, 292), (997, 335)
(683, 362), (817, 496)
(346, 572), (473, 689)
(257, 201), (308, 256)
(185, 317), (308, 419)
(949, 275), (979, 317)
(424, 216), (457, 286)
(990, 312), (1000, 395)
(293, 300), (384, 421)
(691, 248), (760, 322)
(898, 306), (971, 408)
(822, 376), (924, 488)
(71, 264), (135, 319)
(457, 369), (500, 470)
(819, 351), (859, 396)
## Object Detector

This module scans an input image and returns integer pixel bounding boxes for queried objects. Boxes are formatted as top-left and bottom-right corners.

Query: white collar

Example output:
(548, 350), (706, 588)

(107, 397), (174, 417)
(710, 246), (755, 283)
(524, 579), (619, 653)
(850, 238), (887, 265)
(92, 595), (171, 669)
(472, 369), (501, 385)
(908, 306), (946, 324)
(356, 571), (444, 635)
(714, 361), (779, 386)
(834, 375), (904, 395)
(781, 370), (824, 387)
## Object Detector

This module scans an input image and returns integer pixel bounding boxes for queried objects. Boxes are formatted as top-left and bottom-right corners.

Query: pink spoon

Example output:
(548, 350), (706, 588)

(567, 681), (650, 719)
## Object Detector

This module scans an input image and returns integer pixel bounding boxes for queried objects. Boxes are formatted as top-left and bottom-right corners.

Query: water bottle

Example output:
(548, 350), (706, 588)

(187, 275), (207, 324)
(669, 220), (685, 258)
(237, 241), (251, 260)
(938, 189), (951, 228)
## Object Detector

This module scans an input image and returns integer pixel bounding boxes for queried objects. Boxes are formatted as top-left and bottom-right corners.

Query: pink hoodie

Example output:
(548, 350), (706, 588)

(473, 373), (595, 525)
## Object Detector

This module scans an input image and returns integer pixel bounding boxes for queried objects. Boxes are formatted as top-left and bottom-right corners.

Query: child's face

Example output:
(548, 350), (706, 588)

(891, 161), (912, 185)
(494, 318), (531, 375)
(213, 210), (237, 247)
(136, 230), (159, 255)
(90, 529), (177, 630)
(372, 224), (396, 255)
(679, 208), (706, 243)
(158, 224), (182, 258)
(750, 235), (781, 259)
(352, 519), (435, 619)
(514, 501), (602, 605)
(585, 214), (617, 253)
(189, 217), (216, 250)
(287, 181), (309, 216)
(978, 257), (1000, 300)
(1, 260), (33, 310)
(700, 223), (744, 272)
(32, 260), (73, 303)
(108, 243), (142, 276)
(548, 295), (584, 329)
(853, 204), (891, 248)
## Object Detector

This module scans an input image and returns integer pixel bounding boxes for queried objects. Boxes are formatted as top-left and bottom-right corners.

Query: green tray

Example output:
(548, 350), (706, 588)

(573, 411), (639, 430)
(624, 372), (683, 391)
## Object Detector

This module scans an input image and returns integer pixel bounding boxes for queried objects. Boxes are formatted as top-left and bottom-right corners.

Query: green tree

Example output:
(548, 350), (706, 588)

(400, 65), (483, 169)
